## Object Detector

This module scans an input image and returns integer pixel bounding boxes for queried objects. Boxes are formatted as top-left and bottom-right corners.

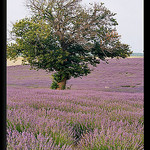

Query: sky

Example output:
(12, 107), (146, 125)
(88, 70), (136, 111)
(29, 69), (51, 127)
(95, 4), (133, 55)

(7, 0), (144, 53)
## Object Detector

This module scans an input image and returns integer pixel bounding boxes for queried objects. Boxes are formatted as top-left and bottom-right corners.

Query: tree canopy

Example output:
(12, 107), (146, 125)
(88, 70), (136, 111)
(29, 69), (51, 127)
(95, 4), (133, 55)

(7, 0), (132, 90)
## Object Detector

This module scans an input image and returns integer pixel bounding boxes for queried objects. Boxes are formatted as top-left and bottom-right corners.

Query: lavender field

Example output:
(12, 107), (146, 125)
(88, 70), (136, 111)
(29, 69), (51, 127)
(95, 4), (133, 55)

(7, 58), (144, 149)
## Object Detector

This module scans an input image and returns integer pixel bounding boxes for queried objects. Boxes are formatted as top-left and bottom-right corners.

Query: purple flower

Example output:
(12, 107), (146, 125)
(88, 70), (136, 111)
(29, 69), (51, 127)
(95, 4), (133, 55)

(7, 58), (144, 149)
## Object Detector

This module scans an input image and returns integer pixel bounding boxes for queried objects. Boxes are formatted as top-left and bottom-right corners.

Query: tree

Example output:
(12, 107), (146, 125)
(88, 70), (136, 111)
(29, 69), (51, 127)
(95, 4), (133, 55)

(7, 0), (132, 90)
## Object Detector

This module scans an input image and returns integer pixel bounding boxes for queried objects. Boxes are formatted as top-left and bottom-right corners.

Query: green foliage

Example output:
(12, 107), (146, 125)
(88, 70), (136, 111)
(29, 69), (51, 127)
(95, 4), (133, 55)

(69, 122), (94, 145)
(15, 123), (23, 133)
(51, 80), (59, 89)
(7, 119), (14, 130)
(50, 72), (68, 89)
(7, 0), (132, 89)
(50, 131), (72, 148)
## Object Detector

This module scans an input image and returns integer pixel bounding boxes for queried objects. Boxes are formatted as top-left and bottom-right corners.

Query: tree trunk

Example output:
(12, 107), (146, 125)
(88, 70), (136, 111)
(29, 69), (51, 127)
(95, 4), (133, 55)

(56, 78), (67, 90)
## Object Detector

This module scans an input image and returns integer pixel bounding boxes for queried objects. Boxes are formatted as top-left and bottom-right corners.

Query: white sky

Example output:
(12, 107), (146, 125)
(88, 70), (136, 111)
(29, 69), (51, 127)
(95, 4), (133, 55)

(7, 0), (144, 53)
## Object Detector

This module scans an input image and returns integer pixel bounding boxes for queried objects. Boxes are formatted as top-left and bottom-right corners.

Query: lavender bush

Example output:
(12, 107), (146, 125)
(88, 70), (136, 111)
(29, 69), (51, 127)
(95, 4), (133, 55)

(7, 58), (144, 149)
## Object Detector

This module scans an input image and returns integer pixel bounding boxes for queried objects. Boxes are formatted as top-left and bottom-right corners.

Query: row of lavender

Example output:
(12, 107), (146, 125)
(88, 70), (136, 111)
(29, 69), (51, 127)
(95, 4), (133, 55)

(7, 58), (144, 149)
(7, 58), (143, 92)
